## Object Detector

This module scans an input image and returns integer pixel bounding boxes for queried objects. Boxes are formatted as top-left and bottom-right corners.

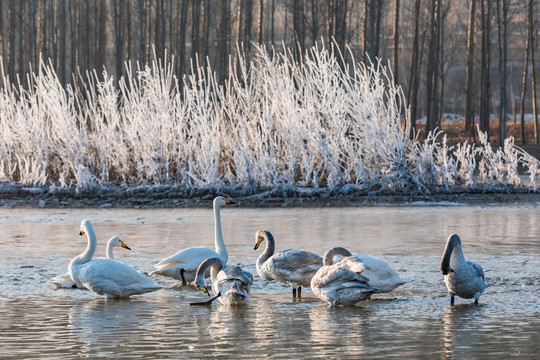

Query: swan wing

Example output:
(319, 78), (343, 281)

(50, 273), (86, 289)
(468, 261), (485, 280)
(262, 249), (322, 286)
(312, 266), (371, 290)
(217, 265), (253, 286)
(150, 247), (222, 281)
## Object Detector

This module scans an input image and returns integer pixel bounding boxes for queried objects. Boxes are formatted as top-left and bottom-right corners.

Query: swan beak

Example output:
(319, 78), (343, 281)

(79, 231), (85, 236)
(120, 241), (131, 250)
(224, 198), (235, 205)
(254, 243), (260, 250)
(198, 285), (210, 296)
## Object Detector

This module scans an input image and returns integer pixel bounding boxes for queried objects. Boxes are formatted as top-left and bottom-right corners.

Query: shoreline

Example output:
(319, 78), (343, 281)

(2, 183), (540, 208)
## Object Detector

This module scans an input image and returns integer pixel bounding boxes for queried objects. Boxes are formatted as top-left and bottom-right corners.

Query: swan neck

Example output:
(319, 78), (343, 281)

(214, 204), (228, 262)
(323, 247), (352, 265)
(196, 257), (223, 284)
(258, 232), (275, 268)
(440, 234), (464, 274)
(106, 240), (114, 260)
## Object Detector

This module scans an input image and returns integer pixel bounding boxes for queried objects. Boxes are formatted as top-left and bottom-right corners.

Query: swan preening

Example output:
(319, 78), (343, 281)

(191, 257), (253, 306)
(69, 219), (162, 299)
(330, 248), (408, 294)
(254, 230), (322, 297)
(150, 196), (234, 285)
(311, 247), (375, 307)
(440, 234), (489, 305)
(50, 236), (131, 289)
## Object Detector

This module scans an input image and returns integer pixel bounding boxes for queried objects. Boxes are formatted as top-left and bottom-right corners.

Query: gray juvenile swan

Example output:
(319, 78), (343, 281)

(311, 247), (375, 307)
(150, 196), (235, 285)
(440, 234), (489, 305)
(254, 230), (322, 297)
(50, 236), (131, 289)
(191, 257), (253, 305)
(69, 219), (162, 299)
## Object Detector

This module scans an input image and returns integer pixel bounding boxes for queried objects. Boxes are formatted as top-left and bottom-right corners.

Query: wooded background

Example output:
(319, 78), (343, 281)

(0, 0), (538, 144)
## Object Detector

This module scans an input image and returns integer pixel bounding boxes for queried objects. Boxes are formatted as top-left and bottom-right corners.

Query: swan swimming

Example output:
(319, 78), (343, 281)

(440, 233), (488, 305)
(254, 230), (322, 297)
(328, 247), (408, 294)
(191, 257), (253, 305)
(311, 247), (375, 307)
(69, 219), (162, 299)
(150, 196), (234, 285)
(50, 236), (131, 289)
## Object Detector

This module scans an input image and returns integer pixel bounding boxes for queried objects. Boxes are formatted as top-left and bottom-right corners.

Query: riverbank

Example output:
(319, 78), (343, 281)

(1, 182), (539, 208)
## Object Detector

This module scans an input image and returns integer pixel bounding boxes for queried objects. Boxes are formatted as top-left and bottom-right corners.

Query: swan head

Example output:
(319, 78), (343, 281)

(194, 277), (211, 296)
(254, 230), (273, 250)
(440, 233), (461, 275)
(109, 236), (131, 250)
(214, 196), (235, 208)
(79, 219), (93, 236)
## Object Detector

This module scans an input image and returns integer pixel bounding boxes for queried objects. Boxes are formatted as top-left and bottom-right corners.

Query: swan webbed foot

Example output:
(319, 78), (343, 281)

(71, 284), (78, 289)
(190, 292), (222, 306)
(180, 268), (187, 286)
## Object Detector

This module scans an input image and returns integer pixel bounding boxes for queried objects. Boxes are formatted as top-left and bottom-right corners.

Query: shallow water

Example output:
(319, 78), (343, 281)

(0, 204), (538, 358)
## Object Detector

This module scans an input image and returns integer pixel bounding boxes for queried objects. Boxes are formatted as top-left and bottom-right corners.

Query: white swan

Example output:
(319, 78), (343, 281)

(69, 219), (162, 299)
(150, 196), (234, 285)
(311, 247), (375, 307)
(440, 233), (488, 305)
(191, 257), (253, 305)
(50, 236), (131, 289)
(254, 230), (322, 297)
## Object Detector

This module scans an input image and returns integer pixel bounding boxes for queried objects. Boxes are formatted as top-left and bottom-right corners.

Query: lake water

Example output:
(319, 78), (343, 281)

(0, 204), (538, 358)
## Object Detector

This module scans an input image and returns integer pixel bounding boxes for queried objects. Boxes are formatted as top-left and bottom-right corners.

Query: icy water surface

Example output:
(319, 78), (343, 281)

(0, 204), (538, 358)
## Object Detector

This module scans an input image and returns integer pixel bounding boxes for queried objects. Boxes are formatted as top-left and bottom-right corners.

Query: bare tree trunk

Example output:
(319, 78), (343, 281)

(497, 0), (508, 144)
(192, 0), (202, 63)
(217, 0), (231, 83)
(407, 0), (421, 131)
(529, 0), (539, 143)
(425, 0), (439, 134)
(258, 0), (264, 44)
(479, 0), (491, 139)
(271, 0), (275, 46)
(520, 0), (531, 144)
(293, 0), (305, 58)
(465, 0), (476, 140)
(178, 0), (188, 76)
(393, 0), (399, 84)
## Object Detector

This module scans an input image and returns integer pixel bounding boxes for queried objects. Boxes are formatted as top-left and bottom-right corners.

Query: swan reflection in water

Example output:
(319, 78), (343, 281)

(440, 304), (487, 359)
(68, 299), (158, 356)
(309, 304), (370, 355)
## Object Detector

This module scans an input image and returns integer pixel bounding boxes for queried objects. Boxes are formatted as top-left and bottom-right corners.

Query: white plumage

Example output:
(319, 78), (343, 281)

(150, 196), (234, 285)
(50, 236), (131, 289)
(69, 219), (161, 299)
(254, 230), (322, 297)
(440, 233), (488, 305)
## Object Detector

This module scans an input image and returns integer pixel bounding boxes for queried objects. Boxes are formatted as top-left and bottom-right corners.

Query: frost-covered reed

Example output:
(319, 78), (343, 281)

(0, 44), (538, 194)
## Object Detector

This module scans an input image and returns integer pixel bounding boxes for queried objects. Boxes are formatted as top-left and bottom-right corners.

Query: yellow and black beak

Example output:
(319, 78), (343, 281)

(254, 243), (260, 250)
(224, 198), (235, 205)
(198, 285), (210, 296)
(120, 240), (131, 250)
(79, 231), (85, 236)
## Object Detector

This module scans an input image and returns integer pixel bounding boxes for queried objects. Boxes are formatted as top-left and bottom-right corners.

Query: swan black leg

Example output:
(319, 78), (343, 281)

(292, 288), (297, 297)
(298, 286), (302, 297)
(180, 268), (187, 286)
(474, 299), (478, 305)
(450, 294), (455, 306)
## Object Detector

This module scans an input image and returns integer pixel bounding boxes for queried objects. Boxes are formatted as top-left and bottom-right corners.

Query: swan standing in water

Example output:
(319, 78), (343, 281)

(50, 236), (131, 289)
(69, 219), (162, 299)
(254, 230), (322, 297)
(328, 247), (408, 294)
(150, 196), (234, 285)
(311, 247), (375, 307)
(440, 234), (488, 305)
(191, 257), (253, 306)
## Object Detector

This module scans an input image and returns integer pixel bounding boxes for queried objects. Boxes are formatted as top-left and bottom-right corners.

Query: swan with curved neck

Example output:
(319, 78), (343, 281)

(311, 247), (374, 307)
(327, 246), (408, 294)
(69, 219), (161, 299)
(150, 196), (234, 285)
(440, 234), (488, 305)
(254, 230), (322, 297)
(191, 257), (253, 305)
(51, 236), (131, 289)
